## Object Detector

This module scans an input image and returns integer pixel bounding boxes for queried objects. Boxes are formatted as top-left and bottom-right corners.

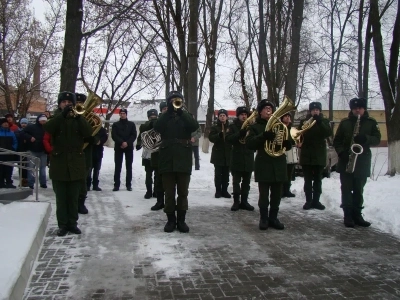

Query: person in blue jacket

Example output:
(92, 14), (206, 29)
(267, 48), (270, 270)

(0, 117), (18, 188)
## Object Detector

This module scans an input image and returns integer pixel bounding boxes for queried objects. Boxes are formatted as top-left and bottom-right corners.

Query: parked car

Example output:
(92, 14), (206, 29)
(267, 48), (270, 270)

(294, 138), (338, 178)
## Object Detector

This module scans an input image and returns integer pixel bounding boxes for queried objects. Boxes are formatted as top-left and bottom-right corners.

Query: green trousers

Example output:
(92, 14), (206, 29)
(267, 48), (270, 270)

(53, 179), (81, 229)
(79, 167), (91, 199)
(340, 172), (367, 209)
(231, 171), (251, 196)
(162, 172), (190, 213)
(258, 182), (282, 210)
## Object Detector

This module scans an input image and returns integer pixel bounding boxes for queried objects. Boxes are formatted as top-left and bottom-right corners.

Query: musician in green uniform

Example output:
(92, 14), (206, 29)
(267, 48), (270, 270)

(209, 109), (232, 198)
(298, 102), (332, 210)
(226, 106), (255, 211)
(154, 92), (199, 233)
(44, 92), (92, 236)
(280, 113), (296, 198)
(246, 100), (292, 230)
(333, 98), (381, 227)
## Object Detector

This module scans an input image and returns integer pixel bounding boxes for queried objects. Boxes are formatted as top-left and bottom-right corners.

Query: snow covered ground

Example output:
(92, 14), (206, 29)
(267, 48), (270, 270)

(1, 143), (399, 299)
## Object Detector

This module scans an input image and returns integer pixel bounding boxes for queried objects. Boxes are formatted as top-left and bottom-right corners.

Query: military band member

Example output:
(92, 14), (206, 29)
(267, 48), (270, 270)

(75, 93), (99, 214)
(333, 98), (381, 228)
(298, 102), (332, 210)
(246, 100), (292, 230)
(280, 113), (296, 198)
(190, 114), (202, 170)
(226, 106), (255, 211)
(209, 109), (232, 198)
(154, 91), (199, 233)
(44, 92), (92, 236)
(137, 109), (158, 199)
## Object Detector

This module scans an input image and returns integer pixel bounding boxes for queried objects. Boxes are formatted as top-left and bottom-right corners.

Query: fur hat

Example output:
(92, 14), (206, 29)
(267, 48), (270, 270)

(20, 118), (28, 124)
(236, 106), (249, 117)
(309, 102), (322, 111)
(75, 93), (87, 103)
(166, 90), (184, 103)
(280, 112), (291, 121)
(147, 109), (158, 118)
(349, 98), (367, 110)
(218, 109), (228, 117)
(159, 101), (168, 111)
(257, 99), (275, 114)
(58, 91), (76, 106)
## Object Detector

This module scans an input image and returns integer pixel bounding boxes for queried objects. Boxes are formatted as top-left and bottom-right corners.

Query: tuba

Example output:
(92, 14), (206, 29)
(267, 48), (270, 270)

(290, 117), (316, 144)
(264, 96), (296, 157)
(239, 109), (258, 144)
(81, 82), (104, 149)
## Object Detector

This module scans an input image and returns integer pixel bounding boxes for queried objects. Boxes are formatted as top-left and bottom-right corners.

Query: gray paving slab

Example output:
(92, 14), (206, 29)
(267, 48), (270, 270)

(24, 188), (400, 300)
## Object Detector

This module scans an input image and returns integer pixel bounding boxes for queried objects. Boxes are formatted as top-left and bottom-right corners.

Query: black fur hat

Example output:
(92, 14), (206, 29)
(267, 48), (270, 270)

(58, 91), (76, 106)
(236, 106), (249, 117)
(147, 109), (158, 118)
(257, 99), (275, 114)
(166, 90), (184, 103)
(159, 101), (167, 111)
(75, 93), (87, 103)
(309, 102), (322, 111)
(349, 98), (367, 110)
(218, 109), (228, 117)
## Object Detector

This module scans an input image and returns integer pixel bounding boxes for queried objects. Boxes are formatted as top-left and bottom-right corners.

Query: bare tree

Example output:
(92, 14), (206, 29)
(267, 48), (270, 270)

(0, 0), (63, 117)
(370, 0), (400, 175)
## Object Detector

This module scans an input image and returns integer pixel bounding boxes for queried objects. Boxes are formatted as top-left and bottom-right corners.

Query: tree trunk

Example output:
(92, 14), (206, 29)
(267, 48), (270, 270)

(370, 0), (400, 175)
(187, 0), (199, 117)
(284, 0), (304, 102)
(357, 0), (365, 97)
(59, 0), (83, 92)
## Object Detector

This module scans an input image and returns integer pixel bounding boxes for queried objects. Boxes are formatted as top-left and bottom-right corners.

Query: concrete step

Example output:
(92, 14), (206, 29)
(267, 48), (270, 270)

(0, 188), (33, 201)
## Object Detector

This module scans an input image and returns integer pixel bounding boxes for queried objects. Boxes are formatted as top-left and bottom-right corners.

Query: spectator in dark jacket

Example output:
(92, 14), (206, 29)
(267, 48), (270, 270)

(15, 118), (29, 187)
(4, 113), (19, 132)
(111, 108), (137, 191)
(23, 114), (48, 189)
(87, 126), (108, 191)
(0, 118), (17, 188)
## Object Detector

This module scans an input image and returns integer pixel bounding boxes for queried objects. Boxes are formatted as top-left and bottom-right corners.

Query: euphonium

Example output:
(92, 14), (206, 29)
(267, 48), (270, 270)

(290, 117), (316, 144)
(81, 82), (104, 149)
(264, 96), (296, 157)
(239, 109), (258, 144)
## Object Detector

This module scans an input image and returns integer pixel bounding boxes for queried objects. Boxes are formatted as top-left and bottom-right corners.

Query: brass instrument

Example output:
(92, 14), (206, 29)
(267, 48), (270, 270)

(239, 109), (258, 144)
(290, 117), (316, 144)
(264, 96), (296, 157)
(221, 122), (225, 141)
(172, 97), (183, 110)
(81, 82), (104, 149)
(345, 114), (363, 173)
(141, 129), (162, 152)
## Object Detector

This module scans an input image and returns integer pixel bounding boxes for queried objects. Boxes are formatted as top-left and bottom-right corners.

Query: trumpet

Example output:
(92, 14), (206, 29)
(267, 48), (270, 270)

(72, 102), (86, 115)
(290, 117), (316, 145)
(172, 97), (183, 110)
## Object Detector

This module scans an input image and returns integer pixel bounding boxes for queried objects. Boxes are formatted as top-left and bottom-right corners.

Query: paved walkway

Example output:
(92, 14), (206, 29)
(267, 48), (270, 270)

(24, 187), (400, 300)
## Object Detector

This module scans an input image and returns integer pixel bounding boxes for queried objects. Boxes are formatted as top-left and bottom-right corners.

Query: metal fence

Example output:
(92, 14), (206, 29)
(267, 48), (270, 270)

(0, 147), (40, 201)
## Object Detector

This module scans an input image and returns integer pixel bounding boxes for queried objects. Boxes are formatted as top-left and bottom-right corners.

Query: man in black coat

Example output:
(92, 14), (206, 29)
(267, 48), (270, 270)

(87, 126), (108, 191)
(23, 114), (48, 189)
(111, 108), (137, 191)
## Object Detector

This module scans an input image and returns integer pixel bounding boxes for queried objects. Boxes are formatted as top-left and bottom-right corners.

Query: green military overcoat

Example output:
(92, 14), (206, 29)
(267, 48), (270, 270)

(153, 110), (199, 174)
(226, 118), (254, 173)
(333, 111), (381, 177)
(209, 120), (231, 166)
(44, 113), (92, 181)
(245, 117), (287, 182)
(298, 114), (332, 166)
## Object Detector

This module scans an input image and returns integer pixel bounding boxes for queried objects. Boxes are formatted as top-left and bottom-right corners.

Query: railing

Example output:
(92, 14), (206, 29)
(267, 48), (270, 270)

(0, 147), (40, 201)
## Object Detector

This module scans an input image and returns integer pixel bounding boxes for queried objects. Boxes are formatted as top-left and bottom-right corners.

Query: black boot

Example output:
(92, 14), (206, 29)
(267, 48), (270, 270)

(343, 208), (355, 228)
(215, 186), (222, 198)
(92, 185), (102, 191)
(152, 188), (157, 198)
(78, 197), (88, 214)
(164, 213), (176, 233)
(239, 193), (254, 211)
(311, 192), (325, 210)
(57, 227), (68, 237)
(231, 194), (240, 211)
(68, 226), (82, 234)
(268, 208), (284, 230)
(144, 184), (152, 199)
(303, 191), (313, 210)
(259, 208), (268, 230)
(177, 210), (190, 233)
(352, 207), (371, 227)
(221, 184), (231, 198)
(151, 194), (165, 211)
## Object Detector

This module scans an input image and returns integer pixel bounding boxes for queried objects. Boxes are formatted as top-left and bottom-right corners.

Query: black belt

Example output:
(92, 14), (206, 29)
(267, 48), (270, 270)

(162, 138), (191, 145)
